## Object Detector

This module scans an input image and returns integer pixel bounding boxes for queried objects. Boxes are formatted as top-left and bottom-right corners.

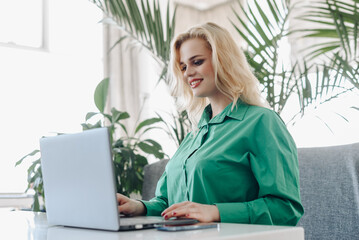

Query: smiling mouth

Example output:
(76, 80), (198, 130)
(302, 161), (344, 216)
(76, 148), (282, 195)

(190, 79), (202, 88)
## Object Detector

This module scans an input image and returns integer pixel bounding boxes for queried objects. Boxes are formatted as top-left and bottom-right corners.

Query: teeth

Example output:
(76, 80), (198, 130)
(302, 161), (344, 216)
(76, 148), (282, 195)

(190, 80), (201, 86)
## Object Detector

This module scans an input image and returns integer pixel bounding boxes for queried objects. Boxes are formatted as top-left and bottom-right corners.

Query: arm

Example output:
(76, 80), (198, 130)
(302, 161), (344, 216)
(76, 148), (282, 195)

(117, 168), (169, 216)
(217, 111), (304, 226)
(140, 170), (169, 216)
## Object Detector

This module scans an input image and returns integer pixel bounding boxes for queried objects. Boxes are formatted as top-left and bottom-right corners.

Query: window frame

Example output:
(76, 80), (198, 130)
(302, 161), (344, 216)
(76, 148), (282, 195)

(0, 0), (49, 51)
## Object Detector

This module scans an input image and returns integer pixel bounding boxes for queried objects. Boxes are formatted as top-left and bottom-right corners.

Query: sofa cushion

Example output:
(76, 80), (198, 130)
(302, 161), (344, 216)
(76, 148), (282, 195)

(297, 142), (359, 240)
(142, 159), (169, 201)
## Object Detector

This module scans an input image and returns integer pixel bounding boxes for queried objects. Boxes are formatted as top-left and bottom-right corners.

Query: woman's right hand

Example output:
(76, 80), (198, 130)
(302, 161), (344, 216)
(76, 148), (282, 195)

(116, 193), (146, 216)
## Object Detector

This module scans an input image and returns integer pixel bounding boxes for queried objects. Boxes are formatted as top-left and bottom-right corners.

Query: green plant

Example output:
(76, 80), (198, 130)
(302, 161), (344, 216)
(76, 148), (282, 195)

(91, 0), (176, 84)
(231, 0), (354, 123)
(82, 78), (166, 196)
(157, 110), (191, 147)
(16, 78), (165, 211)
(298, 0), (359, 104)
(15, 149), (44, 211)
(230, 0), (359, 131)
(299, 0), (358, 64)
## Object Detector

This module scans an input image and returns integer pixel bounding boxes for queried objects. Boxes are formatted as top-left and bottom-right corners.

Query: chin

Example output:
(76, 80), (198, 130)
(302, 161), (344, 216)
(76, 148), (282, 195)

(192, 89), (205, 97)
(193, 92), (206, 98)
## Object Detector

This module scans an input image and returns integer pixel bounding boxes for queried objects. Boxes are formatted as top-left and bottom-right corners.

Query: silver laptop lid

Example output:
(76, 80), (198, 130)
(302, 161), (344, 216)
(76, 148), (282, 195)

(40, 128), (120, 231)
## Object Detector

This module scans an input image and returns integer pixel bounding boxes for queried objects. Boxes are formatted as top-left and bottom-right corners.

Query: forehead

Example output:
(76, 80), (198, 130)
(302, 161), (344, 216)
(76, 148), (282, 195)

(179, 38), (211, 63)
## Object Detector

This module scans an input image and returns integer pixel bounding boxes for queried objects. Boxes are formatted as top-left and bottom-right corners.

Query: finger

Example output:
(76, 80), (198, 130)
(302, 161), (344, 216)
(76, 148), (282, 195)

(174, 209), (210, 222)
(163, 201), (189, 212)
(116, 193), (130, 205)
(161, 201), (190, 216)
(118, 202), (134, 215)
(163, 204), (213, 223)
(163, 207), (190, 219)
(183, 211), (210, 223)
(163, 204), (196, 219)
(117, 193), (126, 201)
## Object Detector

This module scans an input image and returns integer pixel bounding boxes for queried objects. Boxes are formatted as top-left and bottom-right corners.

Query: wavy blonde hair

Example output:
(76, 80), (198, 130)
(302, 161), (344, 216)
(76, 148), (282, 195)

(170, 22), (269, 129)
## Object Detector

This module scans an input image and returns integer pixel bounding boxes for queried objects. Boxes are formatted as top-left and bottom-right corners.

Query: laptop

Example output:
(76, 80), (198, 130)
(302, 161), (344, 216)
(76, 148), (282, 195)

(40, 127), (197, 231)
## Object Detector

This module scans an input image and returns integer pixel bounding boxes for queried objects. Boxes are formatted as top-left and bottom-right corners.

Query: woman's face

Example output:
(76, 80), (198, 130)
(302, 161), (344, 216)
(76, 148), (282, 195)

(179, 38), (219, 99)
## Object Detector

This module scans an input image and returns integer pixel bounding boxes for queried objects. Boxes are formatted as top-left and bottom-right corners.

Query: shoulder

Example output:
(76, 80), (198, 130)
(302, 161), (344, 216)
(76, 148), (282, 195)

(237, 106), (297, 152)
(242, 105), (294, 143)
(238, 104), (285, 125)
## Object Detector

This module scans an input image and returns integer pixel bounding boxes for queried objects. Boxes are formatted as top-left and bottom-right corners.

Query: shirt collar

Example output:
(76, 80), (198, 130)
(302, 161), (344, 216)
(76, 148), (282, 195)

(197, 99), (249, 128)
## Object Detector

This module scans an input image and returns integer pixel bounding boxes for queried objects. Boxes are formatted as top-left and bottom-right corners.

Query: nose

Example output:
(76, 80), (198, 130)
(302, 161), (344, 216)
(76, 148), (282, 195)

(184, 65), (195, 78)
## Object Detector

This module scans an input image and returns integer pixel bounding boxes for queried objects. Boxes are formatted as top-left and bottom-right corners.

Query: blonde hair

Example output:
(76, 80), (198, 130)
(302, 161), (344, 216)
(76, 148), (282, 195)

(170, 22), (269, 129)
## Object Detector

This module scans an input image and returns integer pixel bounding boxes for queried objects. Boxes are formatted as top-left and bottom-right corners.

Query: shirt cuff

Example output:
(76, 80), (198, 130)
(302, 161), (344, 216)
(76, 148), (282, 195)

(215, 202), (250, 223)
(140, 200), (166, 216)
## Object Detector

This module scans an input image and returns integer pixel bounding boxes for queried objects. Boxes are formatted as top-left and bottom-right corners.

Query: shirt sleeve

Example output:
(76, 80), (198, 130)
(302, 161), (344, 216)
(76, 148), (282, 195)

(216, 110), (304, 226)
(140, 170), (169, 216)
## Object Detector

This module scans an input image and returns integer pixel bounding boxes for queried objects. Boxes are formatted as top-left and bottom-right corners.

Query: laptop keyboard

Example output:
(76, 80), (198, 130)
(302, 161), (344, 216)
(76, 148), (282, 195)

(119, 215), (198, 226)
(119, 216), (165, 226)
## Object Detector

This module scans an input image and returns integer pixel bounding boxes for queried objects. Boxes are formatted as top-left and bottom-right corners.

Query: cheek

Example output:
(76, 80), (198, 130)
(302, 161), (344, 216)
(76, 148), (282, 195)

(182, 75), (190, 88)
(203, 64), (215, 79)
(201, 60), (214, 75)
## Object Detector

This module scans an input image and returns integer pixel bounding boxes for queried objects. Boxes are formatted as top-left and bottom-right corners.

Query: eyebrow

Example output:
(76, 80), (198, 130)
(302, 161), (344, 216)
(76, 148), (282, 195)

(180, 55), (204, 65)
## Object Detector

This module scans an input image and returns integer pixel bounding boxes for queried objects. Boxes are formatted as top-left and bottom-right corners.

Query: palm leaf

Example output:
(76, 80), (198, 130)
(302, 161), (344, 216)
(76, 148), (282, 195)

(232, 0), (356, 120)
(296, 0), (359, 100)
(298, 0), (359, 61)
(231, 0), (295, 113)
(91, 0), (176, 84)
(287, 58), (354, 125)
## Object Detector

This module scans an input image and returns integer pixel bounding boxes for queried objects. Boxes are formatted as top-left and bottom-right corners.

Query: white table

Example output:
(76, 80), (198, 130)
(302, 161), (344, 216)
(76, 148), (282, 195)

(0, 210), (304, 240)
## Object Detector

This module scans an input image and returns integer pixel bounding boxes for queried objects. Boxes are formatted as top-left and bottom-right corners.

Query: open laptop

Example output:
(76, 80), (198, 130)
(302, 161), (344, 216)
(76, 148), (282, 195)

(40, 127), (197, 231)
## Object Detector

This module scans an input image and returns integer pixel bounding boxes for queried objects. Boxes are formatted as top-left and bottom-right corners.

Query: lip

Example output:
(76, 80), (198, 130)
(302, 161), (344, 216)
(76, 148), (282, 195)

(189, 78), (203, 88)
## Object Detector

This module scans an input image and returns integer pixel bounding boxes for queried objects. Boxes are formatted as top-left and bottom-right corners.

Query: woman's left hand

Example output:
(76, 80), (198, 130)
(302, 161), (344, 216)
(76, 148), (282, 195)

(161, 201), (220, 222)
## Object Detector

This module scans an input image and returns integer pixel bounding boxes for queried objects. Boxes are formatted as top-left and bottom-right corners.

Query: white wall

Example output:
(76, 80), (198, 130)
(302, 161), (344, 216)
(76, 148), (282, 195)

(0, 0), (103, 193)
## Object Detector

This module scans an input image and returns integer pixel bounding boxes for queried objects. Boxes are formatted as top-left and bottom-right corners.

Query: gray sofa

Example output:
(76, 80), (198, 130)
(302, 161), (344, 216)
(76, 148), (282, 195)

(142, 159), (169, 201)
(142, 142), (359, 239)
(297, 142), (359, 240)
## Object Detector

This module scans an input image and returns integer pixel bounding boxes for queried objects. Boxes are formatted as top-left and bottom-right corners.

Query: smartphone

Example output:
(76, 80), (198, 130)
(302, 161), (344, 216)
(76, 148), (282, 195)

(155, 222), (219, 232)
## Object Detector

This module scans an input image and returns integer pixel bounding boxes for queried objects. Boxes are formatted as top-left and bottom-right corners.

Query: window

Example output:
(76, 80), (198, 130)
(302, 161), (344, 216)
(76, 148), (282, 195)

(0, 0), (103, 194)
(0, 0), (48, 50)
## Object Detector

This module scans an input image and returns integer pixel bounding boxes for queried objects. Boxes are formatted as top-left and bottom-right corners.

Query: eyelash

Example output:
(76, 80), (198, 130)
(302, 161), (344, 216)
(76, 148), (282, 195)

(180, 59), (204, 72)
(194, 59), (204, 66)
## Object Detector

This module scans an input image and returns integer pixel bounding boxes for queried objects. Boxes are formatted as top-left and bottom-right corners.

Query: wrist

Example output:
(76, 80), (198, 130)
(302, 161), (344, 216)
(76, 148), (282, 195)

(211, 205), (220, 222)
(135, 200), (147, 216)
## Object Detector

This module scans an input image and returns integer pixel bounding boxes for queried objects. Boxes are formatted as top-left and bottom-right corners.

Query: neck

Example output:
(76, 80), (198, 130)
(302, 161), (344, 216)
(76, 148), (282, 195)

(209, 96), (232, 118)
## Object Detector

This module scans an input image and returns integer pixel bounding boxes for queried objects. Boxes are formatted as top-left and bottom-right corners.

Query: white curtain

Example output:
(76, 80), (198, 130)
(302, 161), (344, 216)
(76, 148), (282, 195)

(173, 0), (242, 43)
(103, 24), (142, 133)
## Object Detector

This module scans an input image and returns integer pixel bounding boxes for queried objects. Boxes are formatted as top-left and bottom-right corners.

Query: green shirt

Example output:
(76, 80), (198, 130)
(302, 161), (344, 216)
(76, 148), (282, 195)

(142, 101), (304, 226)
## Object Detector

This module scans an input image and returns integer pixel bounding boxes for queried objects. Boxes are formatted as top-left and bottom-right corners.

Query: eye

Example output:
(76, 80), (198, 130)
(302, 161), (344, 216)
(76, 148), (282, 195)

(193, 59), (204, 66)
(180, 65), (187, 72)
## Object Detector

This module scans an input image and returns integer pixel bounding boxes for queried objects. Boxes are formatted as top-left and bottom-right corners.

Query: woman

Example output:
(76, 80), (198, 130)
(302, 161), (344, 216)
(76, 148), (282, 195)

(117, 22), (304, 226)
